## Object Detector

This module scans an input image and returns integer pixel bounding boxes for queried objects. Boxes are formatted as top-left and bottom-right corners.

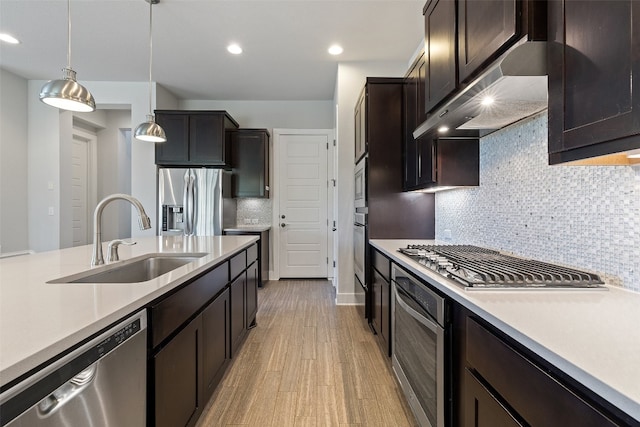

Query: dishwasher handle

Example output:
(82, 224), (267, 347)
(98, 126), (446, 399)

(37, 364), (97, 417)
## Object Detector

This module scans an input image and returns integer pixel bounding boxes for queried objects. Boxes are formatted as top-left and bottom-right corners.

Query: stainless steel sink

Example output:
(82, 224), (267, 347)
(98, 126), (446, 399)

(48, 253), (207, 284)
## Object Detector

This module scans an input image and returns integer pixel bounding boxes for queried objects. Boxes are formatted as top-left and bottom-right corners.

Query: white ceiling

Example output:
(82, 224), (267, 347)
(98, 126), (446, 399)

(0, 0), (424, 101)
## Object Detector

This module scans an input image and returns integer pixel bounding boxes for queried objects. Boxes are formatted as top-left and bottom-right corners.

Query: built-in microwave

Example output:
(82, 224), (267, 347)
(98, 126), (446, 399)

(355, 157), (367, 209)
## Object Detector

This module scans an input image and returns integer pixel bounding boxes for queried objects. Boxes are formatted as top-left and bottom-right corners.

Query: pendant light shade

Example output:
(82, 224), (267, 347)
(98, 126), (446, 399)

(40, 0), (95, 112)
(134, 114), (167, 142)
(135, 0), (166, 143)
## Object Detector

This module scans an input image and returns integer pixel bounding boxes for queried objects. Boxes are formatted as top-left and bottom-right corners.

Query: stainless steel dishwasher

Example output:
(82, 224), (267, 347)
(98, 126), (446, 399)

(0, 310), (147, 426)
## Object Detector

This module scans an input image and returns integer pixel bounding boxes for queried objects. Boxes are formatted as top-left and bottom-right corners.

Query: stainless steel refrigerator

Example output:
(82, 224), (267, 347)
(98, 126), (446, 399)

(157, 168), (236, 236)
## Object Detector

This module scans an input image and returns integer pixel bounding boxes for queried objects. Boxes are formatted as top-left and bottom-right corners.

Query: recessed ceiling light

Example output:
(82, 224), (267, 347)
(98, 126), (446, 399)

(0, 33), (20, 44)
(328, 45), (343, 55)
(227, 44), (242, 55)
(438, 126), (449, 133)
(481, 96), (494, 106)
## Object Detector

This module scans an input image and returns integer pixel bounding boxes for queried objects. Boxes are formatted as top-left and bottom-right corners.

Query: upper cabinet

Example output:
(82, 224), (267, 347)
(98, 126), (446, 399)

(354, 90), (367, 163)
(548, 0), (640, 165)
(231, 129), (270, 198)
(424, 0), (457, 112)
(155, 111), (239, 167)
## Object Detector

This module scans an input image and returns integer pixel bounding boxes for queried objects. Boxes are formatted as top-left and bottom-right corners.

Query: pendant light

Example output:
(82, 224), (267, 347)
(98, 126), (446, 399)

(134, 0), (166, 143)
(39, 0), (95, 112)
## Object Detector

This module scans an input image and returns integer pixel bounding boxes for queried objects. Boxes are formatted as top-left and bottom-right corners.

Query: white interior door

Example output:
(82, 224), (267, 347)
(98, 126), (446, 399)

(278, 132), (329, 278)
(70, 130), (97, 247)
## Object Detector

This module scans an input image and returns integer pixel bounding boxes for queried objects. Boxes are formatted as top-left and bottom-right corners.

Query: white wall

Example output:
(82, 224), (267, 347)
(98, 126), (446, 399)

(26, 81), (177, 252)
(0, 69), (29, 254)
(333, 61), (407, 304)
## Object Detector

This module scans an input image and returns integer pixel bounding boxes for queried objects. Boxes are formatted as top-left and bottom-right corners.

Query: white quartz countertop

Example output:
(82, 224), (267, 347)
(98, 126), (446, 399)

(0, 235), (258, 388)
(370, 239), (640, 422)
(224, 225), (271, 232)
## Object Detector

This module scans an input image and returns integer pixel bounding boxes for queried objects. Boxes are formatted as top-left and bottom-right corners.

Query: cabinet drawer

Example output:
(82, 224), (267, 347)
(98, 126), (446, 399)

(372, 250), (390, 281)
(151, 263), (228, 348)
(247, 243), (258, 265)
(230, 251), (246, 280)
(466, 317), (618, 427)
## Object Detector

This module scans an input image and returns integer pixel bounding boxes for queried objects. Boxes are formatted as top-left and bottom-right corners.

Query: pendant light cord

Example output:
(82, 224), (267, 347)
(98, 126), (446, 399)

(148, 0), (153, 115)
(67, 0), (71, 69)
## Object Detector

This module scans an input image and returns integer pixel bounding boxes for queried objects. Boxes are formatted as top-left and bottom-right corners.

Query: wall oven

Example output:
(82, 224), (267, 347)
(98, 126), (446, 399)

(392, 265), (447, 427)
(354, 157), (367, 208)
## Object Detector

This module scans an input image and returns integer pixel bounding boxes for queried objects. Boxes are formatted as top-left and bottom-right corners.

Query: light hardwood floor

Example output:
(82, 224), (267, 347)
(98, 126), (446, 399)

(196, 279), (417, 427)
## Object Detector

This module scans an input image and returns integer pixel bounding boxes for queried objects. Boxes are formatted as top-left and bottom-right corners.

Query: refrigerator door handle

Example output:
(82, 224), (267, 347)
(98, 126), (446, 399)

(184, 170), (195, 236)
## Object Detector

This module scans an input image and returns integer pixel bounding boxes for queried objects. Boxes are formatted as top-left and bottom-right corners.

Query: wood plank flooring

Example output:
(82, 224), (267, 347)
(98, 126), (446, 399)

(196, 279), (417, 427)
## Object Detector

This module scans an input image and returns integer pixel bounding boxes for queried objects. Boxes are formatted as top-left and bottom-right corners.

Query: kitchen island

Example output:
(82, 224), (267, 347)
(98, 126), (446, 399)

(0, 234), (257, 390)
(371, 239), (640, 425)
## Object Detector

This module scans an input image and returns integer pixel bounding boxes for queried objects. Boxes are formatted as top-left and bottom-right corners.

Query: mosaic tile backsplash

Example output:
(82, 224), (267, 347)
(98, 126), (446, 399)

(435, 112), (640, 291)
(236, 198), (273, 226)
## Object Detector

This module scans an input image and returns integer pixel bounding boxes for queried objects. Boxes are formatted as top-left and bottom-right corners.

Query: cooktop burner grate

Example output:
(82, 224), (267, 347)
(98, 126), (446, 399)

(398, 245), (604, 288)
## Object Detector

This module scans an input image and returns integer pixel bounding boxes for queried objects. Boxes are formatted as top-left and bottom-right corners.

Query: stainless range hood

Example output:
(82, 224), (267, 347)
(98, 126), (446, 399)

(414, 37), (548, 139)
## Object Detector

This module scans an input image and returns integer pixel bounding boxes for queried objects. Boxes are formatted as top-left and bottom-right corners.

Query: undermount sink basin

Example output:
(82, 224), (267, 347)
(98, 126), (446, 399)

(48, 253), (207, 284)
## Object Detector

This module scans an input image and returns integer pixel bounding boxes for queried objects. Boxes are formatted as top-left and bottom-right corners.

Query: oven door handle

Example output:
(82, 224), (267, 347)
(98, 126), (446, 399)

(393, 284), (440, 334)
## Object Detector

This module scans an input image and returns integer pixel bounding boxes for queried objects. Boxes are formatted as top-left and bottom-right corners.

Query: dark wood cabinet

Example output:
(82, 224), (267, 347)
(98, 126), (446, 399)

(202, 289), (230, 401)
(224, 230), (269, 287)
(424, 0), (457, 112)
(246, 260), (258, 328)
(155, 110), (239, 167)
(360, 77), (435, 239)
(458, 0), (518, 83)
(371, 249), (391, 356)
(453, 308), (626, 427)
(403, 53), (425, 190)
(463, 368), (524, 427)
(231, 129), (270, 198)
(354, 90), (367, 163)
(548, 0), (640, 164)
(230, 272), (246, 356)
(153, 315), (203, 427)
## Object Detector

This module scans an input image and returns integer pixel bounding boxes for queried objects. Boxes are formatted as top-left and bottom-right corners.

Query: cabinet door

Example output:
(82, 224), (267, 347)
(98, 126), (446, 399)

(154, 315), (203, 427)
(354, 91), (367, 162)
(464, 369), (524, 427)
(189, 114), (229, 166)
(417, 134), (437, 186)
(232, 130), (270, 198)
(548, 0), (640, 163)
(230, 272), (246, 356)
(424, 0), (457, 112)
(457, 0), (518, 83)
(380, 274), (390, 355)
(246, 261), (258, 328)
(155, 113), (190, 165)
(403, 58), (419, 191)
(202, 289), (230, 400)
(371, 269), (382, 335)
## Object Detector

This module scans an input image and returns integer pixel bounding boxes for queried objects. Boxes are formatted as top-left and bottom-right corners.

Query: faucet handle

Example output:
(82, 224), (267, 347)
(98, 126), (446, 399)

(106, 239), (137, 263)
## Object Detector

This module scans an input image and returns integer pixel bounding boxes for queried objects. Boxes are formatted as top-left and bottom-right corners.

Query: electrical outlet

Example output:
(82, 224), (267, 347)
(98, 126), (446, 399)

(244, 218), (251, 224)
(443, 229), (452, 240)
(48, 207), (54, 216)
(251, 218), (258, 224)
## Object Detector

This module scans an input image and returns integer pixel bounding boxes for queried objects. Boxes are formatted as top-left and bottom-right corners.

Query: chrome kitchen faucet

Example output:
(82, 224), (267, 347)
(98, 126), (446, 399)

(91, 194), (152, 266)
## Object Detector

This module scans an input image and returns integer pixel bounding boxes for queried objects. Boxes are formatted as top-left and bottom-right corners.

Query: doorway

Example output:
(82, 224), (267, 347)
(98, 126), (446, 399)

(70, 128), (97, 247)
(274, 129), (333, 278)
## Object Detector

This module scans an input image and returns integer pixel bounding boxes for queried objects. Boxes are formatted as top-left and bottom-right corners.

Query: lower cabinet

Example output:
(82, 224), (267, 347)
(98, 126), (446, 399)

(454, 305), (627, 427)
(202, 288), (230, 400)
(230, 272), (246, 356)
(246, 260), (258, 328)
(153, 315), (203, 427)
(371, 249), (391, 357)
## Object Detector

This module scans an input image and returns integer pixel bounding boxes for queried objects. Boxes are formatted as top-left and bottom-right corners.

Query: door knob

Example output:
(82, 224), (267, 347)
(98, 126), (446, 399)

(281, 223), (286, 228)
(281, 214), (286, 219)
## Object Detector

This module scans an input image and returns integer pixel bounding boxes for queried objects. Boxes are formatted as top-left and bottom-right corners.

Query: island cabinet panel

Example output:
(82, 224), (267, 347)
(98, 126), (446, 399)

(548, 0), (640, 164)
(457, 312), (624, 427)
(224, 230), (269, 287)
(246, 260), (258, 328)
(202, 288), (230, 401)
(155, 110), (239, 167)
(424, 0), (457, 112)
(457, 0), (518, 83)
(230, 272), (246, 356)
(153, 315), (203, 427)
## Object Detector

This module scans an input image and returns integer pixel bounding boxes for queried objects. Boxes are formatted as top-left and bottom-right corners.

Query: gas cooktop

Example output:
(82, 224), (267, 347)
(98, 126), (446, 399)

(398, 244), (605, 289)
